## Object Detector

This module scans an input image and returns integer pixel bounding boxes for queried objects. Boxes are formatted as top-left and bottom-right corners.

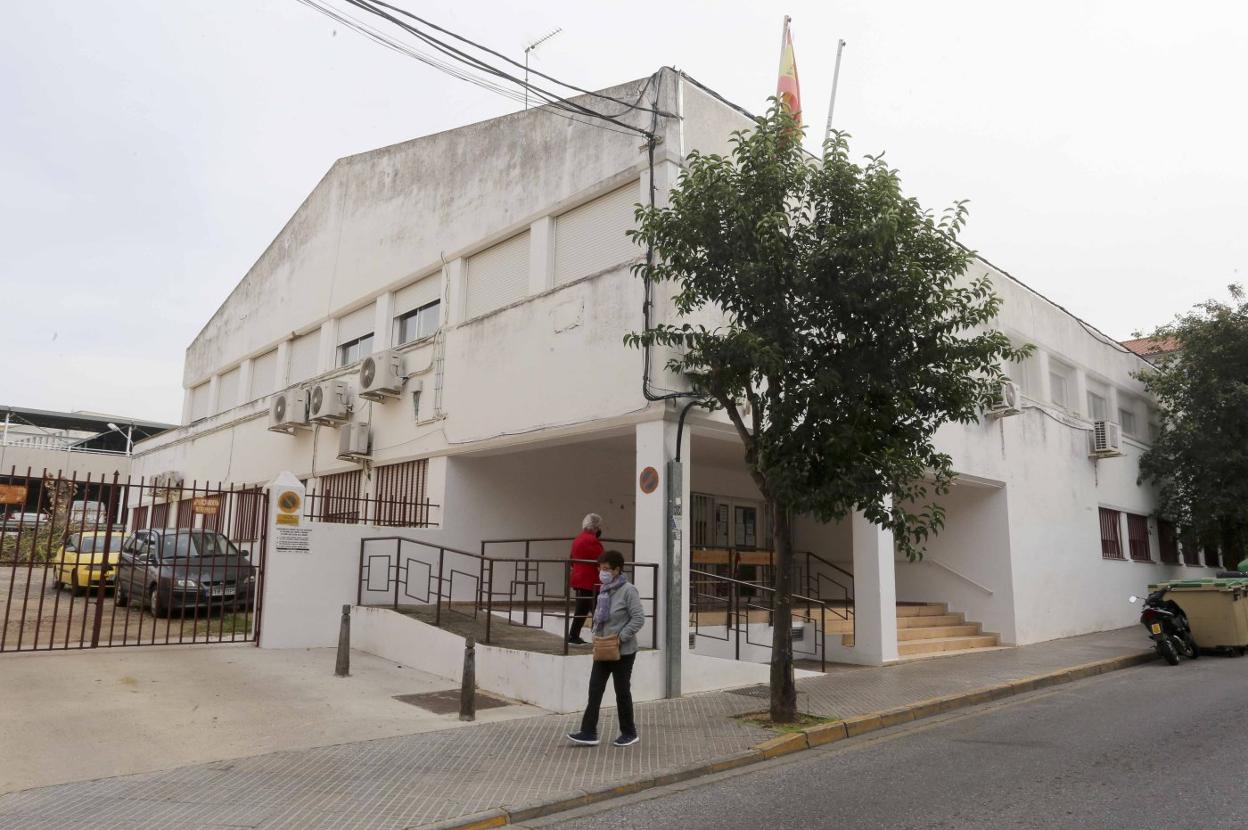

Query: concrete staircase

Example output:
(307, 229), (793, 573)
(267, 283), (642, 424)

(830, 603), (1001, 658)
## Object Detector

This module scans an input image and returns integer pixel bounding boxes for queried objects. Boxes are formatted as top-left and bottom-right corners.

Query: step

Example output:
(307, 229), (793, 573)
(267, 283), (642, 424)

(898, 634), (1000, 656)
(896, 603), (948, 618)
(897, 612), (964, 629)
(897, 623), (982, 642)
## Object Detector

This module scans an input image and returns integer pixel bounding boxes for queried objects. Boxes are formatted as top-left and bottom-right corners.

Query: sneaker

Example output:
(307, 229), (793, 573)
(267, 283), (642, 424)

(567, 731), (600, 746)
(612, 734), (640, 747)
(567, 636), (588, 645)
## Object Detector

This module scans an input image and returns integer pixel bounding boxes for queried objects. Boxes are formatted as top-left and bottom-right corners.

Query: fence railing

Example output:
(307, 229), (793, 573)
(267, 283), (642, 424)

(689, 568), (828, 672)
(358, 535), (657, 656)
(303, 491), (439, 528)
(1, 468), (266, 653)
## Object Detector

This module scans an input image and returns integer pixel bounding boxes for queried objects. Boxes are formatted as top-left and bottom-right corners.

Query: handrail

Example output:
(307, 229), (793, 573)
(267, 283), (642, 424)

(359, 533), (658, 655)
(924, 558), (994, 595)
(689, 568), (826, 671)
(361, 535), (479, 559)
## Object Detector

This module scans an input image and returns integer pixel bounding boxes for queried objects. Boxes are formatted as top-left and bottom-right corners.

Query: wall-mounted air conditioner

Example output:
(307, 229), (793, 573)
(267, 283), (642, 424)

(268, 388), (310, 433)
(309, 380), (351, 425)
(1090, 420), (1124, 458)
(337, 423), (371, 460)
(987, 380), (1022, 418)
(358, 350), (404, 402)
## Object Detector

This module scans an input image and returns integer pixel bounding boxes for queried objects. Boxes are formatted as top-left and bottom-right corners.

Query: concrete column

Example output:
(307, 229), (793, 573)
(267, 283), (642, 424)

(1073, 368), (1089, 419)
(237, 358), (254, 404)
(529, 216), (555, 294)
(1034, 350), (1052, 405)
(317, 319), (337, 373)
(444, 258), (467, 326)
(181, 387), (194, 425)
(850, 507), (900, 665)
(275, 339), (291, 390)
(634, 419), (691, 693)
(206, 375), (221, 417)
(373, 292), (395, 352)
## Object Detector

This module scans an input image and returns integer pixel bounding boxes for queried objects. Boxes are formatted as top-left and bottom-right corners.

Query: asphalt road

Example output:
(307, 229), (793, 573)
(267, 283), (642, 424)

(528, 654), (1248, 830)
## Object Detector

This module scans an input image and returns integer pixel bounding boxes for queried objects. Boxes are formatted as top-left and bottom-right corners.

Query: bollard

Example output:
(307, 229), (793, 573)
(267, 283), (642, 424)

(335, 604), (351, 677)
(459, 636), (476, 722)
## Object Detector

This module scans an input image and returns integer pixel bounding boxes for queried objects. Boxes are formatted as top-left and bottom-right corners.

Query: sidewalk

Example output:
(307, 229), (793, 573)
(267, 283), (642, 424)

(0, 628), (1150, 830)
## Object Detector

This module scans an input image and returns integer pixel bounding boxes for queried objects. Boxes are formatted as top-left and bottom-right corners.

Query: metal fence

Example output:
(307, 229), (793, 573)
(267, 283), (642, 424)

(358, 535), (657, 655)
(1, 468), (266, 653)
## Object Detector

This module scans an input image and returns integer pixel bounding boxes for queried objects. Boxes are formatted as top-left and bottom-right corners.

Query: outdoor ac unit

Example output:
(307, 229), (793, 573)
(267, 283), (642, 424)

(268, 388), (310, 433)
(1090, 420), (1124, 458)
(987, 380), (1022, 418)
(358, 349), (405, 402)
(308, 380), (352, 425)
(337, 423), (371, 459)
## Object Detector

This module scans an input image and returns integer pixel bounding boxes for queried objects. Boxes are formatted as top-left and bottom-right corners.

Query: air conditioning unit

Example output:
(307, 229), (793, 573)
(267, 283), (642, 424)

(308, 381), (352, 425)
(268, 388), (310, 433)
(987, 380), (1022, 418)
(337, 423), (371, 460)
(1090, 420), (1124, 458)
(358, 349), (405, 402)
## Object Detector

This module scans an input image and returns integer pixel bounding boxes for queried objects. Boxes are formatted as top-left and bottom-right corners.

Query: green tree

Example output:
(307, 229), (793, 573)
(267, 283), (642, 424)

(627, 104), (1029, 721)
(1138, 286), (1248, 569)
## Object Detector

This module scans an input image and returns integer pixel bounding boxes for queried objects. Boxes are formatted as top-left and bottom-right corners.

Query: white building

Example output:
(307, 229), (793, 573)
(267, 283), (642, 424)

(131, 68), (1207, 695)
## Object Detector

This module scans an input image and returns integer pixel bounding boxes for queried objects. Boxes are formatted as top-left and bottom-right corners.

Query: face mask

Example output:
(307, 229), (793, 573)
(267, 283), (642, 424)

(599, 569), (613, 581)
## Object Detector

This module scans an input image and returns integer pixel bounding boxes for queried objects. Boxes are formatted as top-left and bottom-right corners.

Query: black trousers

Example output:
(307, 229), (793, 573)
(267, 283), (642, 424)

(568, 588), (595, 640)
(580, 652), (637, 738)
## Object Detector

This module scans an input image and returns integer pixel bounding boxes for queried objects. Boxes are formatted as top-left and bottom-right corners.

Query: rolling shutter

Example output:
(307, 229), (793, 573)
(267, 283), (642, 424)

(465, 230), (530, 319)
(554, 184), (640, 285)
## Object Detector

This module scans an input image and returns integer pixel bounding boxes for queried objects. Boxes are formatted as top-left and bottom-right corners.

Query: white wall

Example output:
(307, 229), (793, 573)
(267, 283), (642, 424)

(352, 606), (778, 713)
(894, 482), (1016, 643)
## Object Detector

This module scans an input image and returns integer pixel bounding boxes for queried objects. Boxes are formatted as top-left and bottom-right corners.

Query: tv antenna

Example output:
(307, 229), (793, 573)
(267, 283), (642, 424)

(524, 27), (563, 109)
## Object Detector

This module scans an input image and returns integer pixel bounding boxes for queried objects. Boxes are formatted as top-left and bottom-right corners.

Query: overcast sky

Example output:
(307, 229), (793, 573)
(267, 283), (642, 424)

(3, 1), (1245, 424)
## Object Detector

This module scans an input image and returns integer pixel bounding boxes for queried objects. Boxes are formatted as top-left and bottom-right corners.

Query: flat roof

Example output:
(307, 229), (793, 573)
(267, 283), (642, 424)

(1, 405), (175, 439)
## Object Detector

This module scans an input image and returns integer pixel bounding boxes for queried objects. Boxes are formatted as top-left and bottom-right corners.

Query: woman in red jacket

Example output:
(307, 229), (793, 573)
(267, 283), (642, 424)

(567, 513), (604, 644)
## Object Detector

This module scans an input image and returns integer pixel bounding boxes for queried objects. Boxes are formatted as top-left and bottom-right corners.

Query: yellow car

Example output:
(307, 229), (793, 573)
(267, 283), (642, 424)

(53, 531), (125, 595)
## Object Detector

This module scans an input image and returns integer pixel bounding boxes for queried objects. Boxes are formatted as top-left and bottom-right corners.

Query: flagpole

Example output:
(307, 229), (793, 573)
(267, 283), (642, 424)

(824, 39), (847, 142)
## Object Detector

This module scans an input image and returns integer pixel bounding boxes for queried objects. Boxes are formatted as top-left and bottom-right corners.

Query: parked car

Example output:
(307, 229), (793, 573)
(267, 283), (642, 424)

(1, 511), (48, 538)
(52, 531), (124, 594)
(114, 529), (256, 618)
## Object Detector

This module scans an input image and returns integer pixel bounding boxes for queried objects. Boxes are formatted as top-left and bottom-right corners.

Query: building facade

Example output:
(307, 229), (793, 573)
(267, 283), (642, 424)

(131, 68), (1207, 674)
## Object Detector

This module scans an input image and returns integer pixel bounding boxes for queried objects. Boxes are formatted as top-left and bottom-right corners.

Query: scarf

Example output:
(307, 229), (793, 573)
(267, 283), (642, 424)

(592, 572), (628, 632)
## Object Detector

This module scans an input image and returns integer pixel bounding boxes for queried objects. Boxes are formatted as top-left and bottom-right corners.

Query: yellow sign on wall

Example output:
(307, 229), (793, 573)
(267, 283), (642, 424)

(275, 490), (301, 526)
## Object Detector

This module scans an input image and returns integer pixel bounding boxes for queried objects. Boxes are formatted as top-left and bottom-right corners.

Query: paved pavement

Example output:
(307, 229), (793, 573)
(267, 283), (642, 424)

(0, 628), (1150, 830)
(0, 645), (543, 793)
(532, 651), (1248, 830)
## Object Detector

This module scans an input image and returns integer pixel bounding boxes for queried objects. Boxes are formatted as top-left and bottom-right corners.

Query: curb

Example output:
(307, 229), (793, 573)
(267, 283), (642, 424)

(424, 650), (1155, 829)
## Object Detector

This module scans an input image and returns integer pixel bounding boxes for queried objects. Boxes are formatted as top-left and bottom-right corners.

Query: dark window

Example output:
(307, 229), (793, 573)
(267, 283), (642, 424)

(1158, 520), (1181, 565)
(1099, 508), (1123, 560)
(1127, 514), (1151, 562)
(231, 488), (265, 543)
(337, 334), (374, 367)
(372, 460), (431, 527)
(176, 498), (196, 529)
(396, 301), (441, 346)
(313, 470), (363, 524)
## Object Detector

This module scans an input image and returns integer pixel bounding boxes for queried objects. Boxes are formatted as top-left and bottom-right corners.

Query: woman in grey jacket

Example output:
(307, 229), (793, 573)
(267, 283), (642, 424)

(567, 550), (645, 747)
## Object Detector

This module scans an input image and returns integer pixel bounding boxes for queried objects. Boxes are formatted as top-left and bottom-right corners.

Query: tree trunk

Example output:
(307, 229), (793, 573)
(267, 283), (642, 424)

(768, 501), (797, 723)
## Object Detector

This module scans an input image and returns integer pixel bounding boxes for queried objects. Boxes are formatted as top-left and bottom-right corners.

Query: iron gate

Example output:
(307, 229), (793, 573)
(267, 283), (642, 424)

(1, 469), (267, 652)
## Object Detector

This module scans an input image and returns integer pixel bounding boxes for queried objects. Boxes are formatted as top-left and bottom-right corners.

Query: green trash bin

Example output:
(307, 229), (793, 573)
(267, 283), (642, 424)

(1155, 579), (1248, 649)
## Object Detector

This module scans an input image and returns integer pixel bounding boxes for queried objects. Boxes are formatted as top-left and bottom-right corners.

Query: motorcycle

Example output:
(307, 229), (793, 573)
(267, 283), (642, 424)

(1129, 590), (1198, 666)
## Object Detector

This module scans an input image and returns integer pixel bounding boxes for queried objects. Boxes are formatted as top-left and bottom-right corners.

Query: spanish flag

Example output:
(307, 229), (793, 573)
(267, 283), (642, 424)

(776, 16), (801, 125)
